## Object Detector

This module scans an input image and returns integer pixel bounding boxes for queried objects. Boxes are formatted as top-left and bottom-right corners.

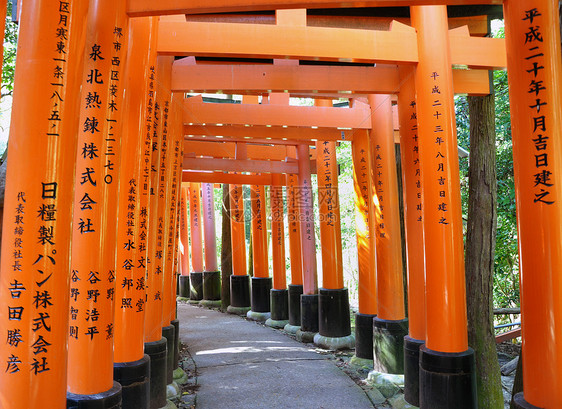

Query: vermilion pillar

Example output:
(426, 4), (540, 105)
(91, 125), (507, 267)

(188, 182), (204, 301)
(411, 6), (475, 408)
(248, 184), (272, 320)
(351, 129), (377, 362)
(296, 143), (319, 341)
(227, 182), (251, 314)
(397, 67), (426, 406)
(267, 173), (289, 328)
(201, 182), (221, 305)
(112, 16), (153, 409)
(178, 184), (190, 298)
(504, 2), (562, 408)
(368, 94), (407, 375)
(314, 109), (353, 349)
(0, 1), (87, 407)
(284, 172), (304, 333)
(67, 1), (127, 406)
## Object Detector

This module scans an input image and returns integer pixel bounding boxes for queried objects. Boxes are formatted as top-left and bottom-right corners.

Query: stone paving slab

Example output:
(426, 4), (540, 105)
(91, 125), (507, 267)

(177, 304), (374, 409)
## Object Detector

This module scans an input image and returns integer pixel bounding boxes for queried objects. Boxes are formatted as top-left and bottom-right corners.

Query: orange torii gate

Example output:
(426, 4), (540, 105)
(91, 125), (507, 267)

(2, 2), (561, 409)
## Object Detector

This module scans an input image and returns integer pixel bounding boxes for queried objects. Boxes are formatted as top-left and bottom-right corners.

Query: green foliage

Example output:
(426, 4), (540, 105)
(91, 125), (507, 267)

(3, 3), (17, 97)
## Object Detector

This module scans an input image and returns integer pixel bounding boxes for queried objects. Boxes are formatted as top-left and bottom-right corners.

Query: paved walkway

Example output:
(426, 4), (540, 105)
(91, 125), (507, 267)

(177, 303), (375, 409)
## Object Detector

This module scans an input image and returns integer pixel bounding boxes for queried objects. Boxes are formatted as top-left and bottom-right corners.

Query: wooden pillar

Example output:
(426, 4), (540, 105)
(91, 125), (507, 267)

(201, 182), (221, 303)
(0, 1), (88, 407)
(504, 1), (562, 407)
(411, 6), (475, 408)
(66, 0), (127, 404)
(178, 184), (190, 298)
(351, 129), (377, 361)
(188, 182), (204, 301)
(397, 67), (426, 406)
(248, 183), (271, 318)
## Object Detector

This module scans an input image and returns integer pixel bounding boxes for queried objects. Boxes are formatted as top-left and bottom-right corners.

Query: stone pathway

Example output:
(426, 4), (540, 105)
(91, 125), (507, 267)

(176, 303), (376, 409)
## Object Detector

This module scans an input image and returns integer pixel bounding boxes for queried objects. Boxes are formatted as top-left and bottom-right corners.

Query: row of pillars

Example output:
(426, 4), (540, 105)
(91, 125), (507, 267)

(0, 2), (188, 408)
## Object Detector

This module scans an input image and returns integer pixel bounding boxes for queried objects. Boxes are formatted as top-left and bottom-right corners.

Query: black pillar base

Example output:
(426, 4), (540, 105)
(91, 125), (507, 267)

(300, 294), (319, 333)
(355, 313), (376, 360)
(178, 275), (190, 298)
(230, 275), (251, 308)
(288, 284), (303, 326)
(144, 338), (167, 409)
(318, 288), (351, 337)
(190, 272), (203, 301)
(203, 271), (221, 301)
(67, 381), (122, 409)
(270, 289), (289, 321)
(373, 317), (408, 374)
(419, 345), (477, 409)
(176, 273), (180, 296)
(162, 325), (175, 385)
(512, 393), (543, 409)
(171, 319), (180, 370)
(251, 277), (272, 312)
(404, 336), (424, 407)
(114, 355), (150, 409)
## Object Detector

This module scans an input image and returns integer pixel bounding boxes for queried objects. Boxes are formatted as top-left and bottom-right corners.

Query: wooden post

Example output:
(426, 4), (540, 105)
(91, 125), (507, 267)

(178, 184), (190, 298)
(188, 182), (204, 301)
(411, 6), (475, 408)
(201, 182), (221, 304)
(504, 1), (562, 407)
(0, 0), (88, 407)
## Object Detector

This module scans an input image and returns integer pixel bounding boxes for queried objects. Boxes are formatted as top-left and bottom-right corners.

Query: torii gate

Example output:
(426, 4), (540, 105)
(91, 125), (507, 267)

(0, 2), (559, 409)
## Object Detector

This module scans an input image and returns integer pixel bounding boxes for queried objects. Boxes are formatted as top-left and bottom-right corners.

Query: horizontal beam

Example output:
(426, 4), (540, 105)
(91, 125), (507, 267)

(182, 171), (282, 185)
(184, 98), (372, 129)
(183, 140), (316, 160)
(128, 0), (502, 17)
(183, 124), (351, 141)
(185, 134), (316, 146)
(183, 157), (299, 173)
(172, 63), (491, 95)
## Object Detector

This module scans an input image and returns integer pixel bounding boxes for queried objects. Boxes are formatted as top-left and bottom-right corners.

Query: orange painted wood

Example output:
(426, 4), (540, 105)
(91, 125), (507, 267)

(189, 183), (204, 273)
(202, 183), (218, 271)
(128, 0), (502, 18)
(369, 94), (405, 322)
(271, 174), (287, 289)
(173, 64), (491, 95)
(251, 184), (269, 278)
(184, 97), (371, 129)
(183, 140), (317, 161)
(352, 130), (377, 316)
(0, 0), (88, 406)
(230, 183), (247, 276)
(411, 5), (468, 353)
(184, 125), (348, 142)
(495, 328), (521, 344)
(504, 0), (562, 406)
(183, 157), (299, 174)
(397, 67), (426, 342)
(179, 185), (190, 276)
(286, 173), (303, 286)
(67, 0), (128, 395)
(183, 171), (277, 186)
(298, 144), (318, 295)
(114, 16), (155, 364)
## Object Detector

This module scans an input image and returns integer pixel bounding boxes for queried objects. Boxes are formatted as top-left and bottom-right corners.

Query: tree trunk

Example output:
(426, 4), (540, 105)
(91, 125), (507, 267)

(465, 94), (503, 408)
(221, 184), (232, 311)
(510, 350), (523, 409)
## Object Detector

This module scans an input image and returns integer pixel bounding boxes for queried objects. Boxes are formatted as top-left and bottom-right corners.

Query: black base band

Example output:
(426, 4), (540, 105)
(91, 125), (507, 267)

(419, 345), (477, 409)
(162, 325), (175, 385)
(170, 319), (180, 370)
(230, 275), (251, 308)
(144, 338), (168, 409)
(251, 277), (272, 313)
(318, 288), (351, 338)
(373, 317), (409, 374)
(178, 275), (190, 298)
(288, 284), (303, 326)
(270, 289), (289, 321)
(300, 294), (319, 333)
(355, 313), (375, 360)
(404, 336), (425, 406)
(67, 381), (122, 409)
(114, 355), (150, 409)
(512, 393), (543, 409)
(190, 272), (203, 300)
(203, 271), (221, 301)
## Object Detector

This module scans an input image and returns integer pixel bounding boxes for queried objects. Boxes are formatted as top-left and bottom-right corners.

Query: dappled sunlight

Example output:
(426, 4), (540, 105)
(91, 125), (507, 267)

(196, 344), (311, 356)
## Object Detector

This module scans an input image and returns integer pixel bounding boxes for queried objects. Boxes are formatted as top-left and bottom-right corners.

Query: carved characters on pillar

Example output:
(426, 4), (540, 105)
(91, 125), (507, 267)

(408, 100), (423, 223)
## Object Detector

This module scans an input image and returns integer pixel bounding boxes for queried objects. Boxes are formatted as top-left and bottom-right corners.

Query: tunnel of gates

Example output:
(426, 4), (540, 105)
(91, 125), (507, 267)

(0, 0), (560, 408)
